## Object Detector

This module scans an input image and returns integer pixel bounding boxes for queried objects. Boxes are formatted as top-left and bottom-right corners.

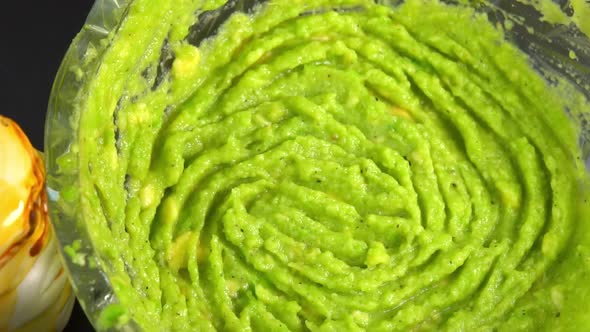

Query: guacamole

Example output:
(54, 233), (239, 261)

(70, 0), (590, 330)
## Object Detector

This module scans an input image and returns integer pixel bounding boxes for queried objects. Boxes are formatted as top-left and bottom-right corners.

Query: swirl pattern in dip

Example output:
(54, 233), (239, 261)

(68, 0), (590, 330)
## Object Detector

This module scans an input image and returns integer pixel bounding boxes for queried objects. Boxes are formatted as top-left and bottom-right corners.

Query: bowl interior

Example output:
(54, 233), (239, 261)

(44, 0), (590, 330)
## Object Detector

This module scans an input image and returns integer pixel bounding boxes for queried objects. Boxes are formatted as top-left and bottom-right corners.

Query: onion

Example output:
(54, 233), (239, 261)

(0, 115), (74, 332)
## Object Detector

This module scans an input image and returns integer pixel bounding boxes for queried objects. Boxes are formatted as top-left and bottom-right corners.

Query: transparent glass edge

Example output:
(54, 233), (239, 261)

(44, 0), (135, 331)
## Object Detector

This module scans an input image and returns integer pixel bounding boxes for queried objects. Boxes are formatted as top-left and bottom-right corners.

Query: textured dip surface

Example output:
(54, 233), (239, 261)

(70, 0), (590, 330)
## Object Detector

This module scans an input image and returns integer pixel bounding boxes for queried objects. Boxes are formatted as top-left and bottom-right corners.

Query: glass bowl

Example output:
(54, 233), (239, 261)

(45, 0), (590, 330)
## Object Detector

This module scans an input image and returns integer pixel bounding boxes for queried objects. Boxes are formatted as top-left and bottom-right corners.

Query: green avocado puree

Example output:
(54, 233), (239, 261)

(72, 0), (590, 330)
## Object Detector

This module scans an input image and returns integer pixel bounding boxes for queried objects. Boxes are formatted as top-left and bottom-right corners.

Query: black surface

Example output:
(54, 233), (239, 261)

(1, 1), (96, 331)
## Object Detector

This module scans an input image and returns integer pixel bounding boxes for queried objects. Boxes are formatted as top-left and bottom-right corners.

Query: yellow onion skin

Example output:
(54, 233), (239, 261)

(0, 116), (74, 332)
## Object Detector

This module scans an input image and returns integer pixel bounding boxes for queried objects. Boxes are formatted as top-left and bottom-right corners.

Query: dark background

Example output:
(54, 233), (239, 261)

(1, 1), (96, 331)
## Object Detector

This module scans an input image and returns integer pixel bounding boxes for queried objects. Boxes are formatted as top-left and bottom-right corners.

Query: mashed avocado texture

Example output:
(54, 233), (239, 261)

(71, 0), (590, 330)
